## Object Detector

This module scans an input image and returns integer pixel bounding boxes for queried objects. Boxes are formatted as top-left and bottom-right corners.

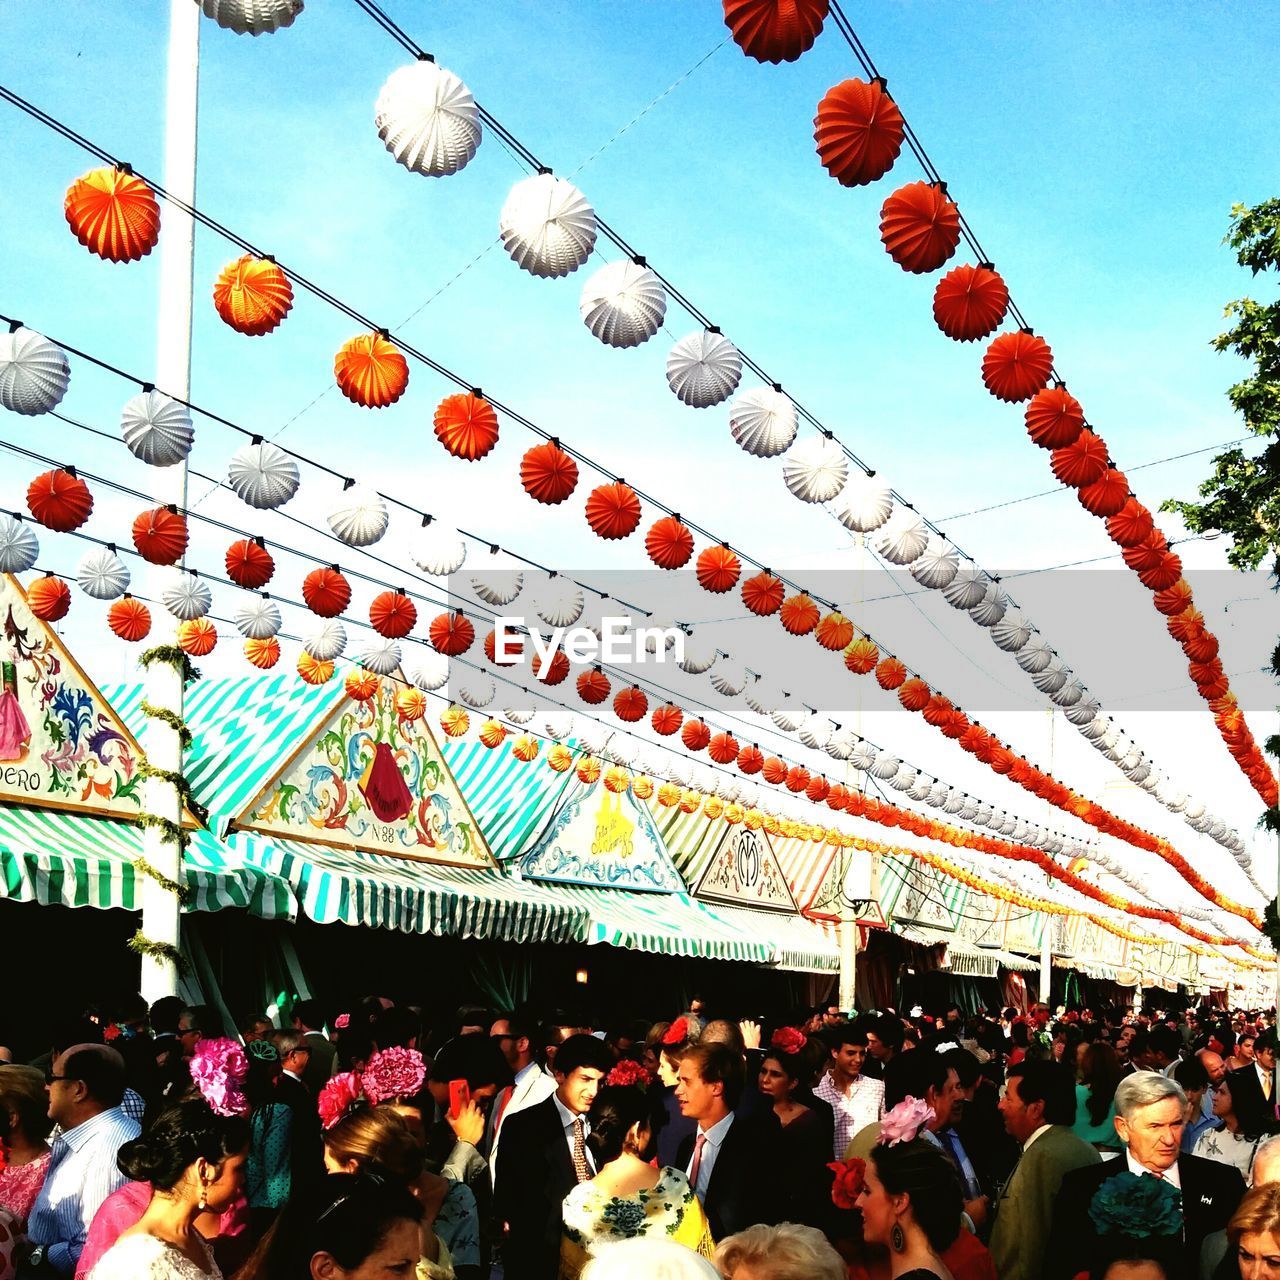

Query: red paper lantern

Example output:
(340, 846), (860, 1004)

(922, 694), (954, 728)
(520, 441), (579, 505)
(762, 756), (788, 785)
(1050, 429), (1109, 489)
(898, 677), (931, 711)
(64, 167), (161, 263)
(213, 255), (293, 336)
(742, 571), (785, 616)
(244, 636), (281, 669)
(1077, 468), (1129, 518)
(844, 637), (878, 674)
(722, 0), (828, 63)
(131, 506), (188, 565)
(1106, 499), (1154, 549)
(585, 482), (641, 540)
(1122, 531), (1169, 575)
(334, 332), (409, 408)
(433, 392), (500, 461)
(535, 649), (570, 686)
(875, 656), (907, 689)
(815, 611), (853, 651)
(27, 468), (93, 532)
(107, 596), (151, 642)
(813, 78), (903, 187)
(613, 685), (648, 722)
(428, 611), (475, 656)
(1189, 657), (1225, 688)
(370, 590), (417, 639)
(651, 703), (684, 735)
(1182, 632), (1219, 663)
(696, 545), (741, 593)
(879, 181), (960, 274)
(225, 538), (275, 589)
(806, 775), (830, 803)
(709, 732), (740, 765)
(302, 566), (351, 618)
(1196, 670), (1231, 701)
(1024, 386), (1084, 450)
(577, 669), (611, 704)
(483, 628), (519, 666)
(178, 617), (218, 657)
(681, 719), (711, 752)
(826, 783), (848, 811)
(1153, 578), (1194, 617)
(645, 516), (694, 569)
(785, 765), (810, 793)
(1137, 550), (1183, 593)
(779, 593), (820, 635)
(932, 264), (1009, 342)
(27, 576), (70, 621)
(982, 331), (1054, 403)
(737, 744), (764, 774)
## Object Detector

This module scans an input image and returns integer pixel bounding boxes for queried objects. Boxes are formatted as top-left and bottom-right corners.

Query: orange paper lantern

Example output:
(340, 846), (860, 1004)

(982, 331), (1054, 403)
(1137, 550), (1183, 593)
(785, 765), (810, 793)
(344, 668), (381, 702)
(27, 575), (70, 621)
(1153, 578), (1194, 617)
(213, 255), (293, 336)
(762, 756), (788, 785)
(932, 263), (1009, 342)
(1106, 499), (1154, 549)
(27, 468), (93, 532)
(1077, 468), (1129, 518)
(844, 637), (878, 674)
(880, 181), (960, 274)
(131, 506), (188, 565)
(806, 774), (829, 803)
(297, 653), (335, 685)
(577, 756), (602, 785)
(875, 656), (907, 689)
(178, 617), (218, 657)
(512, 735), (540, 763)
(737, 744), (764, 774)
(433, 392), (500, 461)
(244, 636), (281, 669)
(722, 0), (828, 63)
(645, 516), (694, 569)
(613, 685), (648, 722)
(334, 332), (409, 409)
(369, 590), (417, 639)
(1050, 429), (1109, 489)
(535, 650), (570, 686)
(480, 719), (507, 749)
(547, 743), (574, 772)
(696, 545), (741, 593)
(440, 705), (470, 738)
(815, 611), (853, 651)
(577, 669), (611, 704)
(428, 611), (475, 656)
(652, 703), (684, 736)
(64, 167), (161, 263)
(586, 482), (642, 540)
(225, 538), (275, 589)
(1024, 386), (1084, 450)
(708, 732), (740, 765)
(107, 596), (151, 642)
(302, 566), (352, 618)
(520, 441), (579, 505)
(1123, 531), (1169, 575)
(681, 719), (711, 752)
(779, 593), (820, 636)
(603, 765), (631, 794)
(395, 687), (428, 722)
(741, 571), (785, 616)
(898, 677), (931, 712)
(814, 77), (903, 187)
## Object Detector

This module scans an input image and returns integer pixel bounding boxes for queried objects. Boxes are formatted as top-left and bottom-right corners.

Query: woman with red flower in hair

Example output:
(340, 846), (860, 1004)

(758, 1029), (835, 1232)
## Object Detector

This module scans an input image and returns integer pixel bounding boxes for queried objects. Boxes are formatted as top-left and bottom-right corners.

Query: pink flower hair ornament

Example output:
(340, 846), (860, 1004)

(189, 1038), (250, 1118)
(877, 1096), (934, 1146)
(318, 1071), (367, 1130)
(362, 1046), (426, 1105)
(334, 1013), (351, 1031)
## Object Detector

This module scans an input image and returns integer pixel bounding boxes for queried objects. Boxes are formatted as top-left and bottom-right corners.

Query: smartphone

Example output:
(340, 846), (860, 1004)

(447, 1078), (470, 1119)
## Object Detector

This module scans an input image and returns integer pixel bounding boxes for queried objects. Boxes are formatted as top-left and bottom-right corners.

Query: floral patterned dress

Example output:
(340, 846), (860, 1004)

(0, 1149), (51, 1229)
(559, 1167), (714, 1280)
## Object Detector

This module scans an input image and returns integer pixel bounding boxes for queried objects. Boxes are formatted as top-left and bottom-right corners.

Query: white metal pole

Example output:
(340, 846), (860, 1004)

(837, 532), (867, 1013)
(139, 0), (200, 1003)
(1038, 707), (1055, 1005)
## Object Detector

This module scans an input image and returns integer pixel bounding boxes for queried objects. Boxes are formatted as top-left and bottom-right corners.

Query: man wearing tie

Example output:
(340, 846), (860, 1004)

(1225, 1029), (1279, 1139)
(493, 1033), (612, 1280)
(487, 1011), (556, 1182)
(1047, 1072), (1244, 1280)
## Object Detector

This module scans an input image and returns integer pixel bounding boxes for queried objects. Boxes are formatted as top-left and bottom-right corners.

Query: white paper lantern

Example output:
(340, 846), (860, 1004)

(782, 435), (849, 504)
(359, 638), (401, 677)
(1050, 678), (1085, 708)
(849, 741), (877, 773)
(770, 698), (802, 733)
(0, 514), (38, 573)
(327, 485), (389, 547)
(161, 572), (212, 620)
(968, 580), (1008, 627)
(412, 522), (466, 575)
(470, 571), (523, 606)
(728, 386), (797, 459)
(409, 649), (449, 691)
(459, 673), (496, 708)
(1126, 760), (1151, 785)
(943, 790), (965, 815)
(197, 0), (302, 35)
(942, 563), (988, 610)
(888, 763), (917, 792)
(1014, 635), (1054, 674)
(576, 721), (610, 756)
(677, 634), (718, 675)
(606, 734), (637, 768)
(1080, 714), (1109, 742)
(991, 608), (1031, 652)
(375, 62), (481, 178)
(1063, 696), (1102, 727)
(875, 510), (928, 565)
(973, 801), (993, 826)
(304, 619), (346, 661)
(926, 783), (948, 808)
(1031, 657), (1069, 695)
(121, 391), (194, 467)
(504, 704), (536, 726)
(228, 442), (299, 509)
(579, 260), (666, 349)
(745, 680), (780, 716)
(826, 727), (856, 761)
(0, 327), (69, 415)
(869, 751), (899, 781)
(798, 713), (833, 750)
(77, 547), (129, 600)
(666, 330), (742, 408)
(665, 755), (691, 787)
(499, 173), (596, 278)
(831, 471), (893, 533)
(234, 597), (282, 640)
(533, 577), (584, 628)
(704, 661), (743, 699)
(909, 537), (959, 589)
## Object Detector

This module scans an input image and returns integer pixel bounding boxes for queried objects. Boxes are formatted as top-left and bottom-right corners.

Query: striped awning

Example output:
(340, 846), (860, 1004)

(0, 804), (295, 920)
(710, 905), (841, 972)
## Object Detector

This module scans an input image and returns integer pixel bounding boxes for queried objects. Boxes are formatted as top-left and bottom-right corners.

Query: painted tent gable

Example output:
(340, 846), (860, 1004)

(0, 574), (144, 818)
(804, 843), (886, 926)
(889, 860), (961, 932)
(520, 779), (683, 892)
(694, 822), (798, 913)
(956, 892), (1007, 949)
(1004, 906), (1047, 953)
(234, 676), (495, 869)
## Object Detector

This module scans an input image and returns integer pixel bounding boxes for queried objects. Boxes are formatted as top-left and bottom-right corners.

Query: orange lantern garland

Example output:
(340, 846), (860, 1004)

(27, 468), (93, 532)
(213, 255), (294, 335)
(433, 392), (500, 461)
(107, 596), (151, 642)
(27, 575), (71, 621)
(64, 167), (161, 263)
(334, 332), (409, 408)
(814, 77), (904, 188)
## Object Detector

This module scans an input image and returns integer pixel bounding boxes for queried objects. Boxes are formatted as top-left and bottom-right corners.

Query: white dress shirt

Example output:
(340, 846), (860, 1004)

(815, 1072), (884, 1160)
(1023, 1123), (1053, 1152)
(687, 1111), (735, 1200)
(554, 1094), (595, 1174)
(1126, 1149), (1181, 1189)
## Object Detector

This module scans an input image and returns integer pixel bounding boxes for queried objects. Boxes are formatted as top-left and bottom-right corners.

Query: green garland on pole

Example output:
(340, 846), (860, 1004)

(137, 762), (209, 827)
(128, 930), (190, 976)
(131, 854), (193, 906)
(134, 812), (191, 852)
(139, 644), (201, 685)
(140, 701), (193, 749)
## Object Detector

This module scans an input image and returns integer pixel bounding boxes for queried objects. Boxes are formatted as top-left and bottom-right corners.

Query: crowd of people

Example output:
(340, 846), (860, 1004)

(2, 993), (1280, 1280)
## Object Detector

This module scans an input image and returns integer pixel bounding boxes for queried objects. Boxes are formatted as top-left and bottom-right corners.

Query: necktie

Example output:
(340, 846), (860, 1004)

(572, 1116), (591, 1183)
(494, 1085), (514, 1132)
(1265, 1073), (1273, 1102)
(688, 1132), (708, 1192)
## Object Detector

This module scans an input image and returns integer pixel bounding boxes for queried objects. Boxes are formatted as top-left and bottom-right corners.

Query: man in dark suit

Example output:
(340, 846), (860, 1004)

(674, 1042), (780, 1240)
(291, 997), (337, 1095)
(493, 1033), (613, 1280)
(273, 1029), (323, 1193)
(1226, 1028), (1278, 1139)
(1048, 1071), (1244, 1280)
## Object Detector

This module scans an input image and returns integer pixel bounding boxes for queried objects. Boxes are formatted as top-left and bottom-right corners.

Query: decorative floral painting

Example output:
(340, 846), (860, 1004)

(693, 824), (798, 913)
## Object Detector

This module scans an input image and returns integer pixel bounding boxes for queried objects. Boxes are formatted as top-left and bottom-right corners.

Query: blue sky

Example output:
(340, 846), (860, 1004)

(1, 1), (1276, 943)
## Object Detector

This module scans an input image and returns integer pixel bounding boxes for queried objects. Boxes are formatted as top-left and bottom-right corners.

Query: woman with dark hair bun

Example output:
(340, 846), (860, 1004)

(559, 1082), (712, 1279)
(85, 1097), (249, 1279)
(757, 1037), (831, 1230)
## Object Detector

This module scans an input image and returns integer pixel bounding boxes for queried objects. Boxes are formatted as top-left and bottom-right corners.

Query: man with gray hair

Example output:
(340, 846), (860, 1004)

(1047, 1072), (1244, 1280)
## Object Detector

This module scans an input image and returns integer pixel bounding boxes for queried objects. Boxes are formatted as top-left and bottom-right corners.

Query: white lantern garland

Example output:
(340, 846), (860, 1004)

(499, 173), (597, 278)
(665, 329), (743, 408)
(121, 391), (194, 468)
(579, 260), (667, 349)
(375, 62), (481, 178)
(0, 327), (70, 415)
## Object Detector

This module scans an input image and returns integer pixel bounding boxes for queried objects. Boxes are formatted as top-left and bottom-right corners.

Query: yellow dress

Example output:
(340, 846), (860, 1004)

(559, 1166), (715, 1280)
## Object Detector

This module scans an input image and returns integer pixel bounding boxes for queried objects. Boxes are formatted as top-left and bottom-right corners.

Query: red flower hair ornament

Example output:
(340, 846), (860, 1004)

(318, 1071), (367, 1130)
(770, 1026), (808, 1055)
(606, 1060), (654, 1089)
(662, 1017), (691, 1046)
(829, 1156), (866, 1209)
